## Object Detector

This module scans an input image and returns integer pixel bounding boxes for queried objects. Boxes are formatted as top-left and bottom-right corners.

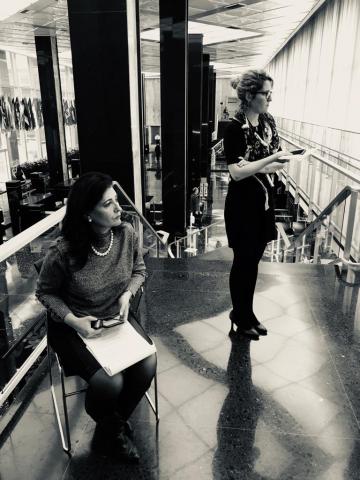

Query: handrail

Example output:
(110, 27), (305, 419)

(0, 182), (166, 264)
(279, 132), (360, 185)
(291, 186), (360, 250)
(280, 129), (360, 166)
(212, 138), (224, 152)
(167, 219), (224, 249)
(112, 181), (167, 247)
(0, 206), (65, 263)
(275, 222), (291, 249)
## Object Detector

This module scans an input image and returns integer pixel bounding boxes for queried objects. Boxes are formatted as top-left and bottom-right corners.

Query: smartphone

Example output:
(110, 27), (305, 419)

(290, 148), (306, 155)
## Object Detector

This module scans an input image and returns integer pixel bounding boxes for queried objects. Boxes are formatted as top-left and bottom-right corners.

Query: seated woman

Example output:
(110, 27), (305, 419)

(36, 171), (156, 462)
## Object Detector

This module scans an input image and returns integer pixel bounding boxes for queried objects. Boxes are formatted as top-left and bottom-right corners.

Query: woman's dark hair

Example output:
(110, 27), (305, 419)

(62, 171), (113, 267)
(231, 69), (273, 111)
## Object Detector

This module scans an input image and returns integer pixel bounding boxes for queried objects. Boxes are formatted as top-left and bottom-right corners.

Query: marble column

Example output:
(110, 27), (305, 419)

(159, 0), (188, 236)
(35, 36), (68, 186)
(188, 34), (203, 194)
(67, 0), (143, 208)
(200, 54), (210, 178)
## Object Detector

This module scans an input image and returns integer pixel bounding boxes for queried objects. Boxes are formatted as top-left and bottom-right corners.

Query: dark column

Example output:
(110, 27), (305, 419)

(67, 0), (142, 203)
(188, 34), (203, 197)
(35, 36), (67, 185)
(160, 0), (188, 236)
(200, 54), (210, 178)
(208, 66), (216, 144)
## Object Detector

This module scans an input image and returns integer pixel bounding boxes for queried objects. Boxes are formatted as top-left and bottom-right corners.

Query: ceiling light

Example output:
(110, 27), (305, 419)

(141, 21), (260, 46)
(0, 1), (36, 22)
(211, 62), (242, 70)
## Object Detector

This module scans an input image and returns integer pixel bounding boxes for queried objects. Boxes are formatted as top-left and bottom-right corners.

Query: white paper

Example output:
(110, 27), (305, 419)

(78, 320), (156, 376)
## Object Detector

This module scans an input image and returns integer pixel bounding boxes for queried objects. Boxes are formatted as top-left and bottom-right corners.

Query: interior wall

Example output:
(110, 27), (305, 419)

(266, 0), (360, 164)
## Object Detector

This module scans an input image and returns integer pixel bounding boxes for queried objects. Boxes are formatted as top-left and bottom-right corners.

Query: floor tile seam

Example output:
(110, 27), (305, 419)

(251, 332), (323, 366)
(158, 379), (223, 413)
(254, 333), (360, 397)
(131, 418), (360, 441)
(146, 286), (230, 293)
(265, 325), (318, 340)
(175, 406), (219, 452)
(160, 348), (228, 383)
(173, 338), (231, 356)
(261, 373), (360, 413)
(167, 448), (215, 479)
(202, 317), (233, 334)
(307, 299), (360, 431)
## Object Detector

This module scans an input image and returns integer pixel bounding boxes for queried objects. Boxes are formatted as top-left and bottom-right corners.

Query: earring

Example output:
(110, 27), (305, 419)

(88, 216), (92, 223)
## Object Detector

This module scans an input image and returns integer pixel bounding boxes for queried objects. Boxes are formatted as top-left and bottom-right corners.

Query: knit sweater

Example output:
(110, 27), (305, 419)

(36, 222), (146, 322)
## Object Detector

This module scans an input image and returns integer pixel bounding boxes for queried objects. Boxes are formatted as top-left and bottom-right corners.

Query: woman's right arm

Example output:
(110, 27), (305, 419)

(36, 244), (101, 337)
(228, 151), (288, 181)
(36, 244), (73, 322)
(224, 121), (289, 182)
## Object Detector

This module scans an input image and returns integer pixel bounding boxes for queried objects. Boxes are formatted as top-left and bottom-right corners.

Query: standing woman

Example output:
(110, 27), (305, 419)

(36, 172), (156, 462)
(224, 70), (289, 340)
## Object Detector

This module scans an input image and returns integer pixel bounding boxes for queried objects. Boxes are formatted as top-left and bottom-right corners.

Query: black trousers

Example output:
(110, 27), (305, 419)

(230, 240), (267, 329)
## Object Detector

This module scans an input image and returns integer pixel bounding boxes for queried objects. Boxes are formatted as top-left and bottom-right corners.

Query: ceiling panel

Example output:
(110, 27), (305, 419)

(0, 0), (323, 75)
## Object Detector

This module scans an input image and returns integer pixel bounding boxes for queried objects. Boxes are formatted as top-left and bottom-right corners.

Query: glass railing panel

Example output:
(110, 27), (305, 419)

(0, 209), (65, 414)
(168, 219), (225, 259)
(294, 196), (347, 263)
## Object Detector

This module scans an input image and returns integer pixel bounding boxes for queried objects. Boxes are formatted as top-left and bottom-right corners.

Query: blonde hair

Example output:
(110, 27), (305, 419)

(231, 69), (273, 111)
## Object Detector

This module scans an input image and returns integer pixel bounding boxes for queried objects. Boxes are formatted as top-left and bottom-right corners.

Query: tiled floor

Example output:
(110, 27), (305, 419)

(1, 257), (360, 479)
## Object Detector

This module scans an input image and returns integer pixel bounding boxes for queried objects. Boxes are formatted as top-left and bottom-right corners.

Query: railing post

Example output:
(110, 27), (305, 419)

(344, 189), (359, 262)
(176, 240), (180, 258)
(204, 227), (208, 253)
(276, 229), (280, 259)
(313, 225), (322, 264)
(307, 156), (316, 222)
(294, 159), (301, 204)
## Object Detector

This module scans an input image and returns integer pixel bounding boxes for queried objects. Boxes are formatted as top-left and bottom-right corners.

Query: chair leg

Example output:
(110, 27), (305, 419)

(154, 370), (159, 423)
(145, 370), (159, 423)
(47, 342), (71, 454)
(59, 361), (72, 453)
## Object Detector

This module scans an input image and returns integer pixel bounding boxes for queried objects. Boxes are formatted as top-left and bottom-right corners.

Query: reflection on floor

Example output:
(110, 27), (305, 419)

(1, 257), (360, 480)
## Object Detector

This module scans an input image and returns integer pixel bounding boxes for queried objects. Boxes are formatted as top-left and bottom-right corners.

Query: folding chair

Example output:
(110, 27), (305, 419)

(35, 260), (159, 454)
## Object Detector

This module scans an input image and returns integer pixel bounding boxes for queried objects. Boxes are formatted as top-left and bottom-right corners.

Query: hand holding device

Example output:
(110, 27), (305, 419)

(92, 315), (123, 330)
(290, 148), (306, 155)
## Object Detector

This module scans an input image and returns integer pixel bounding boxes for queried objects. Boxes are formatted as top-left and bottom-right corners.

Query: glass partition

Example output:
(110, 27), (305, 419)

(167, 219), (226, 259)
(0, 208), (64, 417)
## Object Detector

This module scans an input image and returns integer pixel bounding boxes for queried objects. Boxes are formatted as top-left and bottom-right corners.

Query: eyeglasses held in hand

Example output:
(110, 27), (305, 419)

(91, 316), (124, 330)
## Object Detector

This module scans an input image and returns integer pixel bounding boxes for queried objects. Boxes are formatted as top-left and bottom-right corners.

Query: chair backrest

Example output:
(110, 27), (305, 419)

(34, 258), (44, 275)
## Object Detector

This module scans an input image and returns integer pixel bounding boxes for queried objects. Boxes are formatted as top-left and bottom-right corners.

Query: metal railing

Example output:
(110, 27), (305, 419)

(167, 219), (225, 259)
(112, 181), (169, 258)
(266, 185), (360, 278)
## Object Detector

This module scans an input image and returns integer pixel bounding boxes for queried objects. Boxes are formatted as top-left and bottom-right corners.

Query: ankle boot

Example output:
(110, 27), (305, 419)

(91, 414), (140, 463)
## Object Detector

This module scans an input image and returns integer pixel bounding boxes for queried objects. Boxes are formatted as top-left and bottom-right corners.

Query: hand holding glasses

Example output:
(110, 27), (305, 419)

(91, 316), (124, 330)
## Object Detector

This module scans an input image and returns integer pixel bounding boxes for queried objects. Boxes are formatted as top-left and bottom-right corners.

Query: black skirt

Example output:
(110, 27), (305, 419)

(224, 180), (277, 249)
(47, 320), (101, 382)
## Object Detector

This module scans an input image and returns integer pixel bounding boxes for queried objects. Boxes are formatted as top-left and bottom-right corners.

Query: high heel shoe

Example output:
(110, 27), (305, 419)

(229, 311), (260, 340)
(251, 314), (268, 336)
(253, 322), (267, 336)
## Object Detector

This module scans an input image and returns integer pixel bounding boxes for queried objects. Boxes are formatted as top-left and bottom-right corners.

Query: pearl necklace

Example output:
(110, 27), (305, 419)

(91, 230), (114, 257)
